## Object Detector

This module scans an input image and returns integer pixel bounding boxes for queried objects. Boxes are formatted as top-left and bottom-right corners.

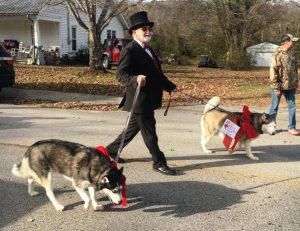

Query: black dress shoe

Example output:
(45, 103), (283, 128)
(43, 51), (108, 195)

(153, 165), (176, 175)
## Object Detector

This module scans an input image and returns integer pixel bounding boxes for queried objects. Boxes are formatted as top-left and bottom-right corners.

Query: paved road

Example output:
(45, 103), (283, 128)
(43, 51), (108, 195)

(0, 101), (299, 230)
(0, 87), (122, 104)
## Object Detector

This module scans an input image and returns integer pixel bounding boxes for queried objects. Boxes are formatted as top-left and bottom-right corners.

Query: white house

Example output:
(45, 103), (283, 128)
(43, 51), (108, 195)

(246, 42), (279, 67)
(0, 0), (128, 57)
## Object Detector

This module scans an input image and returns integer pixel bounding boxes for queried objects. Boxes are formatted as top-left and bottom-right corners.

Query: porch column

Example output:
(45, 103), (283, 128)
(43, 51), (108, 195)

(33, 19), (41, 47)
(33, 19), (45, 65)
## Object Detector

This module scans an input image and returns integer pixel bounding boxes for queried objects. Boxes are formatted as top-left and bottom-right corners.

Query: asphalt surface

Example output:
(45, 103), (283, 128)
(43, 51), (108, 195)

(0, 88), (299, 231)
(0, 87), (122, 104)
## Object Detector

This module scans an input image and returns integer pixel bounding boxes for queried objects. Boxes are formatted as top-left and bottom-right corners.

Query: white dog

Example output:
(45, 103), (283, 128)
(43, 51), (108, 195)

(200, 97), (276, 160)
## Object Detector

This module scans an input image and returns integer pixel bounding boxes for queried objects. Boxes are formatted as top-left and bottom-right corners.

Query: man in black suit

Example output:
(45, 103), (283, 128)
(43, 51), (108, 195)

(106, 11), (177, 175)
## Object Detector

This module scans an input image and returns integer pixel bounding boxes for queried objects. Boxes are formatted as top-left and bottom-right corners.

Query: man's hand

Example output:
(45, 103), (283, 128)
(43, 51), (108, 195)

(137, 75), (146, 86)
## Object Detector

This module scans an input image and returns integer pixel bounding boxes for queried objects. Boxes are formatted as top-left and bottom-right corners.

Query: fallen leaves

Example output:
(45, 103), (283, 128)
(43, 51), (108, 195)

(6, 64), (300, 111)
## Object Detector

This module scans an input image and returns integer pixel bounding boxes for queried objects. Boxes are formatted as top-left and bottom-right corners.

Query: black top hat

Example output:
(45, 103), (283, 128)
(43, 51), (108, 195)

(128, 11), (154, 34)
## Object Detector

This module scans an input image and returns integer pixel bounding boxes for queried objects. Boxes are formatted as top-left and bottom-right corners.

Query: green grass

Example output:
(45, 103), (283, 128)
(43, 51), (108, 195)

(236, 83), (269, 95)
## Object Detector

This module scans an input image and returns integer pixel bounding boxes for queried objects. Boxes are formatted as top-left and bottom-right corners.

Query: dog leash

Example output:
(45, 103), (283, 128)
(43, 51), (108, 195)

(205, 103), (234, 115)
(163, 92), (172, 116)
(116, 83), (174, 159)
(116, 82), (142, 162)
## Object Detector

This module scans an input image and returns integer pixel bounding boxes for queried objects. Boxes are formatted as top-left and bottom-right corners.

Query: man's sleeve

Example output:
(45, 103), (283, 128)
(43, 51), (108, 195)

(270, 52), (281, 93)
(162, 74), (176, 93)
(116, 49), (137, 88)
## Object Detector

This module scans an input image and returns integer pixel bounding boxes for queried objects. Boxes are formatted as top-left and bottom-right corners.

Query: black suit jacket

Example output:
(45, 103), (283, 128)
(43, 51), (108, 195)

(117, 40), (176, 113)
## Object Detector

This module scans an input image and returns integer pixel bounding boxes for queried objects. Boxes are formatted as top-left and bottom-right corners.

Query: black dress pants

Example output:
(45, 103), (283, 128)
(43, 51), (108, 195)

(106, 112), (167, 167)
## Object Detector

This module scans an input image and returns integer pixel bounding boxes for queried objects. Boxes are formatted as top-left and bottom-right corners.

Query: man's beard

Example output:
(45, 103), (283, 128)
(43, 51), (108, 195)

(143, 35), (152, 43)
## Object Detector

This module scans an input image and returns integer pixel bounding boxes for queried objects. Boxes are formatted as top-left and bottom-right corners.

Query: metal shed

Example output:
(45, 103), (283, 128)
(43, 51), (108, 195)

(246, 42), (279, 67)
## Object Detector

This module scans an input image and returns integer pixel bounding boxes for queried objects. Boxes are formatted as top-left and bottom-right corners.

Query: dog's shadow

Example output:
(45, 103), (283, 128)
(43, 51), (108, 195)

(162, 143), (300, 172)
(107, 181), (252, 217)
(2, 180), (251, 219)
(14, 181), (254, 217)
(24, 180), (253, 217)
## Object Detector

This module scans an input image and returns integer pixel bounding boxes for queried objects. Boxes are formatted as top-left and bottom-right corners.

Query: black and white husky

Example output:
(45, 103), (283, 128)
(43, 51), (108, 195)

(200, 97), (276, 160)
(12, 139), (124, 211)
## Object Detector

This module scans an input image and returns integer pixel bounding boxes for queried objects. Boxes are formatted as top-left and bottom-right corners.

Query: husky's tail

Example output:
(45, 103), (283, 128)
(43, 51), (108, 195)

(11, 150), (31, 178)
(203, 96), (221, 114)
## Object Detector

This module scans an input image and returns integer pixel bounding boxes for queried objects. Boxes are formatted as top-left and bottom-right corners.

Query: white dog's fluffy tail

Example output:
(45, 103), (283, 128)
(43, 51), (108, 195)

(203, 96), (221, 114)
(11, 157), (30, 178)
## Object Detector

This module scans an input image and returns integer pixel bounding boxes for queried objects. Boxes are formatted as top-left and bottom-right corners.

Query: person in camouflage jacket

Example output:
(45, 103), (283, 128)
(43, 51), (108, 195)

(269, 34), (299, 135)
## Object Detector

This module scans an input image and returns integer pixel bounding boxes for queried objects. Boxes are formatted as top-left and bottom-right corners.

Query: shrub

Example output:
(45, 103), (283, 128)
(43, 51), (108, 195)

(75, 47), (89, 65)
(226, 49), (253, 70)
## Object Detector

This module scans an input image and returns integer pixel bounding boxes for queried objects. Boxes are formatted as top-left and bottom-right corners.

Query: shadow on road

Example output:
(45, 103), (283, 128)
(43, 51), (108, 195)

(0, 115), (67, 130)
(110, 181), (253, 217)
(0, 179), (252, 226)
(0, 180), (46, 229)
(170, 144), (300, 172)
(1, 143), (298, 227)
(122, 144), (300, 173)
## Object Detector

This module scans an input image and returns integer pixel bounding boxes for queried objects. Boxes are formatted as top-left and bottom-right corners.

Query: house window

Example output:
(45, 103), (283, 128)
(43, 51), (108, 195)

(107, 30), (116, 39)
(112, 30), (116, 39)
(71, 27), (77, 51)
(107, 30), (111, 39)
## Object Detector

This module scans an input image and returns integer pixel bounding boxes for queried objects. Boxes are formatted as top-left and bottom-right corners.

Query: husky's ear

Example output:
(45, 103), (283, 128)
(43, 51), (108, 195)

(101, 177), (109, 184)
(119, 166), (124, 174)
(261, 113), (267, 122)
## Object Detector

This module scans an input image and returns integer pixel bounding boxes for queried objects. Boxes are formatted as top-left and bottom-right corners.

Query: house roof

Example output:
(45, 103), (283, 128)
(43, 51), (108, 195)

(246, 42), (279, 53)
(117, 14), (129, 30)
(0, 0), (129, 30)
(0, 0), (48, 15)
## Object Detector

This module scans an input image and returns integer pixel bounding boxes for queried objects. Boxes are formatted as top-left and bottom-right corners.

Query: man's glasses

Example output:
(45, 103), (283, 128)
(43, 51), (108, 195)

(140, 26), (153, 32)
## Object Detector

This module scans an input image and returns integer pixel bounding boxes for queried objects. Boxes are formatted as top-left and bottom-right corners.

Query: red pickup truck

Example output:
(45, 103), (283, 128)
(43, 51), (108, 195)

(102, 38), (131, 69)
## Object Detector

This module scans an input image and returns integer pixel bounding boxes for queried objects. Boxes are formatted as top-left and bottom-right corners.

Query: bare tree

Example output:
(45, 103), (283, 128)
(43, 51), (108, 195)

(275, 1), (300, 36)
(130, 0), (212, 58)
(63, 0), (144, 71)
(210, 0), (282, 69)
(291, 0), (300, 8)
(115, 0), (290, 68)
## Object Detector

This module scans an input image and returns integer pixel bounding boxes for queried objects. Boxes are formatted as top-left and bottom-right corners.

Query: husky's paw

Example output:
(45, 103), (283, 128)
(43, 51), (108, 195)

(55, 204), (65, 211)
(248, 155), (259, 161)
(93, 204), (104, 211)
(11, 164), (19, 176)
(84, 201), (90, 210)
(29, 191), (39, 197)
(228, 150), (234, 155)
(204, 149), (213, 154)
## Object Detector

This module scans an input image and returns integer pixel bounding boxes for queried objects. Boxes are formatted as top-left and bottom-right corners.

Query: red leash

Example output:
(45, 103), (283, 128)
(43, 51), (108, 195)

(95, 146), (127, 207)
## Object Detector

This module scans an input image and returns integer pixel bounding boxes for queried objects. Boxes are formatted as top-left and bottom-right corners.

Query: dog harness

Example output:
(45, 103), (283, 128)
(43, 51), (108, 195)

(223, 105), (258, 153)
(95, 146), (127, 207)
